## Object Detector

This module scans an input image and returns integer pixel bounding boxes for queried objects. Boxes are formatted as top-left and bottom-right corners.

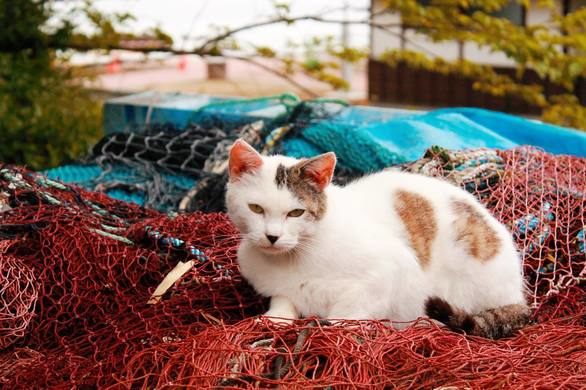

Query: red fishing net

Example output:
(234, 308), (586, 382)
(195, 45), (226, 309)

(0, 146), (584, 389)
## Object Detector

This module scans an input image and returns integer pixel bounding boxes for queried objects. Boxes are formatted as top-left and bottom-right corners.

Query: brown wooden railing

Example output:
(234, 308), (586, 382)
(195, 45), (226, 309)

(368, 59), (586, 114)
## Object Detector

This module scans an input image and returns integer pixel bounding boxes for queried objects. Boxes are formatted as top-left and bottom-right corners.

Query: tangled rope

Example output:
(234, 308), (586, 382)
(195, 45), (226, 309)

(2, 145), (585, 388)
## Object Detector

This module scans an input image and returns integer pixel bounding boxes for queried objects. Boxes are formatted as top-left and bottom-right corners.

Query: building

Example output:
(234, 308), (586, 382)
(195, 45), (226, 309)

(368, 0), (586, 113)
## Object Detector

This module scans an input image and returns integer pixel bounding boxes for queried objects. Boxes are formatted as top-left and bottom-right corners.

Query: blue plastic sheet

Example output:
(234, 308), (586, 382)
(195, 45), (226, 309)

(103, 92), (293, 134)
(433, 108), (586, 157)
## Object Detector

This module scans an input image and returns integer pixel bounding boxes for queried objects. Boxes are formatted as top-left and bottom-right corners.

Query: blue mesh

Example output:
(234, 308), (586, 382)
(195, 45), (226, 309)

(45, 164), (103, 186)
(282, 137), (324, 159)
(187, 93), (299, 135)
(105, 188), (146, 206)
(329, 105), (416, 126)
(166, 173), (198, 189)
(301, 122), (407, 172)
(44, 164), (196, 209)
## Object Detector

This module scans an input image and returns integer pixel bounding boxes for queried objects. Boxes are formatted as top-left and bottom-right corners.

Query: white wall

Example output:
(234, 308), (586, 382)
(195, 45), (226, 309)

(370, 5), (403, 58)
(371, 0), (559, 67)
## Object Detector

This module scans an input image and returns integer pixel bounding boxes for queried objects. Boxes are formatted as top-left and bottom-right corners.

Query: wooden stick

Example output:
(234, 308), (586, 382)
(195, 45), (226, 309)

(147, 260), (194, 304)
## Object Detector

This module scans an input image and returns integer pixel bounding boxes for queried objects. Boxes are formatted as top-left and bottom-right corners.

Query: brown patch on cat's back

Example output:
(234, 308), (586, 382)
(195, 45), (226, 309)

(393, 190), (437, 268)
(451, 199), (501, 262)
(275, 164), (327, 219)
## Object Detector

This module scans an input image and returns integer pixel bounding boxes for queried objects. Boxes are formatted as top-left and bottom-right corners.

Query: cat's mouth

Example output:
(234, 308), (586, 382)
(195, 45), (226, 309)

(257, 244), (293, 255)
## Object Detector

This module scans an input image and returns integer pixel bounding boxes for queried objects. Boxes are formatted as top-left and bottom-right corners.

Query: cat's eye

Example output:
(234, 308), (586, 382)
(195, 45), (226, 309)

(287, 209), (305, 218)
(248, 204), (264, 214)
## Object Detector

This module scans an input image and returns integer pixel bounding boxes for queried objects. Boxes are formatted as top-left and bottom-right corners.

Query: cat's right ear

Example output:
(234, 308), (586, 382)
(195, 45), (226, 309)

(228, 139), (263, 181)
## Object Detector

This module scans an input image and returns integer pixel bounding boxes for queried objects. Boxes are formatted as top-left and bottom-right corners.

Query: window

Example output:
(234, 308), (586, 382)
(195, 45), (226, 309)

(413, 0), (525, 25)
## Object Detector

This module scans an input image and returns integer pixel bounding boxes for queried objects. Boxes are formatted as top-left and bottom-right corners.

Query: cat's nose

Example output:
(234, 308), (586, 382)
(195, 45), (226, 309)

(266, 235), (279, 245)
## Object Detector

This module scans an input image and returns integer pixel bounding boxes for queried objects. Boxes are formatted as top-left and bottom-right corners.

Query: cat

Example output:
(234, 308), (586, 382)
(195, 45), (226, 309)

(225, 139), (530, 339)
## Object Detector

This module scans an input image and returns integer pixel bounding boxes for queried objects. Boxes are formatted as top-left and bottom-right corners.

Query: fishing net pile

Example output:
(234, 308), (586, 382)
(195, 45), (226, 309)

(1, 142), (584, 388)
(44, 99), (371, 213)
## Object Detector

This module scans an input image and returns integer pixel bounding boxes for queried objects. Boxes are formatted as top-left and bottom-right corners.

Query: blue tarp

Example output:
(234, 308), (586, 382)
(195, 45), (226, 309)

(103, 92), (291, 134)
(434, 108), (586, 157)
(282, 107), (585, 169)
(329, 106), (586, 160)
(348, 108), (586, 162)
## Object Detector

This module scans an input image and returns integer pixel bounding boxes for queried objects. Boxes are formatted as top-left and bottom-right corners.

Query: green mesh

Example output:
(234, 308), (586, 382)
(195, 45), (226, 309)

(191, 95), (405, 173)
(300, 121), (407, 171)
(281, 138), (323, 159)
(249, 97), (406, 171)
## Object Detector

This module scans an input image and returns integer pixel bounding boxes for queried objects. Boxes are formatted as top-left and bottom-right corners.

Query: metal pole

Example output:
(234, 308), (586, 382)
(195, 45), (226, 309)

(341, 1), (352, 88)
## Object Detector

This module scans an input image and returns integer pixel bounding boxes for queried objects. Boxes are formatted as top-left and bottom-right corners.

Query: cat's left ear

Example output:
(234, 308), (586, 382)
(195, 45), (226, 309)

(298, 152), (336, 191)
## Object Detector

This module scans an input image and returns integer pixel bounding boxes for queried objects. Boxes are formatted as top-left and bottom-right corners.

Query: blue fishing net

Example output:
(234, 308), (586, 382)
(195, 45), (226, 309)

(46, 95), (409, 212)
(57, 94), (544, 214)
(45, 163), (196, 212)
(260, 98), (407, 172)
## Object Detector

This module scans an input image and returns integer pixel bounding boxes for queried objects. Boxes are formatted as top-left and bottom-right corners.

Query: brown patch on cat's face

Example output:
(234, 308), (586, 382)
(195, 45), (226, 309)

(275, 164), (288, 188)
(394, 190), (437, 268)
(275, 164), (327, 219)
(451, 199), (501, 261)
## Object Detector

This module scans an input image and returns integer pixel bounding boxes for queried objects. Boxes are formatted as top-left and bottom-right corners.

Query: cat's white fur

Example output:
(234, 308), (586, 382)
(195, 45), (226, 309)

(226, 149), (526, 325)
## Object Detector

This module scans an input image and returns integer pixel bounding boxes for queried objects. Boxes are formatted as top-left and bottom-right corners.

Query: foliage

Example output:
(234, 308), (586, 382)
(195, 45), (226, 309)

(0, 0), (170, 170)
(0, 52), (102, 170)
(377, 0), (586, 129)
(256, 34), (368, 91)
(0, 1), (96, 169)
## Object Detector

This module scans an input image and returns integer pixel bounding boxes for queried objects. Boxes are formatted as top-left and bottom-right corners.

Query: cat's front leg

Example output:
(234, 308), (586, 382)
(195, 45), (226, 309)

(326, 299), (372, 323)
(262, 295), (299, 324)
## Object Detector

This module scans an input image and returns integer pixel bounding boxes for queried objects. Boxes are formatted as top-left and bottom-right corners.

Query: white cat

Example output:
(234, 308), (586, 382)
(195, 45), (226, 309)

(226, 139), (530, 339)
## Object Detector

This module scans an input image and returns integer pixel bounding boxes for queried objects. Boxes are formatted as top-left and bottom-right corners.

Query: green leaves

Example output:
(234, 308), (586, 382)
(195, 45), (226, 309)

(0, 0), (104, 169)
(255, 46), (277, 58)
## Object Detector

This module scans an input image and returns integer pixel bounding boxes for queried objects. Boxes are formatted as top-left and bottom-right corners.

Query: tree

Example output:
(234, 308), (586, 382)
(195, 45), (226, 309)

(1, 1), (91, 169)
(0, 0), (171, 169)
(249, 1), (586, 129)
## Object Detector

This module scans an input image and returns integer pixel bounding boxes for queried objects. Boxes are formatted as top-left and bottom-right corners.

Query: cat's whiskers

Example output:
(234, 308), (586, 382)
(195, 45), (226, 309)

(288, 240), (319, 260)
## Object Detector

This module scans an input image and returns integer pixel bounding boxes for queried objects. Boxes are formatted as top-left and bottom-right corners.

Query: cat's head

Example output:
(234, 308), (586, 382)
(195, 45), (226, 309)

(225, 139), (336, 256)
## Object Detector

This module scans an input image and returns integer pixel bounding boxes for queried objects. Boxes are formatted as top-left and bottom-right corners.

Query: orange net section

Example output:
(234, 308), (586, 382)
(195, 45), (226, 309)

(0, 146), (584, 388)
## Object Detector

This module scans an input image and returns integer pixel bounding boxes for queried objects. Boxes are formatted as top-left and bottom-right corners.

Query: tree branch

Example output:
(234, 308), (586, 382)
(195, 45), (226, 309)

(223, 55), (320, 98)
(190, 15), (403, 53)
(0, 10), (442, 97)
(2, 12), (424, 58)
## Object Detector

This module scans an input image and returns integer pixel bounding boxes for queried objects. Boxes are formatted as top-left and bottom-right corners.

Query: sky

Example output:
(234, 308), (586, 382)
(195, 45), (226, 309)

(60, 0), (370, 53)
